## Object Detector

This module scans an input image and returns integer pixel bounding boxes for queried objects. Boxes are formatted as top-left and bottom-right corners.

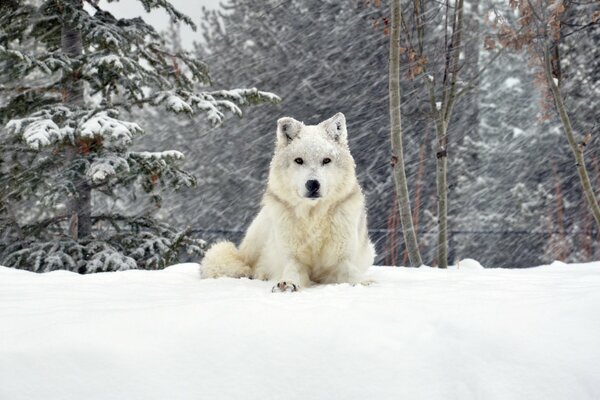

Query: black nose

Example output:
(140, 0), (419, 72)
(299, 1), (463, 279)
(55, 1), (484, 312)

(305, 179), (320, 193)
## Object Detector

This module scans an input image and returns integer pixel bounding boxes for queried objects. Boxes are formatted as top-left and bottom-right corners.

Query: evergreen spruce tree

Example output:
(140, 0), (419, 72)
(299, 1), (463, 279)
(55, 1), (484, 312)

(0, 0), (278, 272)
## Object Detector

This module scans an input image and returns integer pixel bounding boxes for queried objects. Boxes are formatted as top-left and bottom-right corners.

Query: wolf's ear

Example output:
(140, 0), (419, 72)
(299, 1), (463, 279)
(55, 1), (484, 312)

(277, 117), (302, 146)
(321, 112), (347, 144)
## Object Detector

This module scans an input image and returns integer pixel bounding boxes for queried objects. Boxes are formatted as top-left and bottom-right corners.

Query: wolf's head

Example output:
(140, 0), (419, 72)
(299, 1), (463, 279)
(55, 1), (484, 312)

(268, 113), (357, 205)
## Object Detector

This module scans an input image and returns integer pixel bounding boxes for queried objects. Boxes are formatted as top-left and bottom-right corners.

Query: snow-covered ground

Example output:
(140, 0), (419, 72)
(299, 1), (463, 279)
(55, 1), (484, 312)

(1, 261), (600, 400)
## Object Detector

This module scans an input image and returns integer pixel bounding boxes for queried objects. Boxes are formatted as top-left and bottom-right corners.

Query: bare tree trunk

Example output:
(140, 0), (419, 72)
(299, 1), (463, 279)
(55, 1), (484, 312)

(389, 0), (423, 267)
(435, 0), (464, 268)
(435, 124), (448, 268)
(62, 0), (92, 239)
(544, 45), (600, 230)
(447, 0), (480, 264)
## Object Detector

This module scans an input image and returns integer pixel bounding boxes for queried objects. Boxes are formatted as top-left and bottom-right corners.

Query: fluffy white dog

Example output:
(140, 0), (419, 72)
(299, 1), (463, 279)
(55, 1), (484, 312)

(200, 113), (375, 291)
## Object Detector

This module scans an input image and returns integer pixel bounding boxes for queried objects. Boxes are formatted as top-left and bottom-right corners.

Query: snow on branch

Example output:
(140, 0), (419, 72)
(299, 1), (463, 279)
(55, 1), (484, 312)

(91, 215), (206, 269)
(86, 248), (137, 273)
(82, 52), (170, 94)
(87, 155), (130, 184)
(153, 92), (194, 114)
(86, 54), (126, 72)
(71, 9), (209, 88)
(2, 241), (75, 272)
(5, 107), (73, 149)
(71, 7), (142, 50)
(1, 239), (138, 273)
(130, 233), (170, 266)
(189, 93), (231, 124)
(128, 150), (194, 191)
(153, 88), (280, 125)
(79, 111), (143, 147)
(0, 45), (73, 77)
(70, 1), (191, 50)
(131, 150), (185, 161)
(0, 219), (204, 272)
(207, 88), (282, 105)
(5, 108), (144, 150)
(8, 119), (61, 150)
(137, 0), (197, 31)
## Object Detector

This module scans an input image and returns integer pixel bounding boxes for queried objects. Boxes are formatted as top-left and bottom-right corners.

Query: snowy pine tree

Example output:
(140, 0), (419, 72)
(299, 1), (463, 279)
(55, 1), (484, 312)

(0, 0), (278, 272)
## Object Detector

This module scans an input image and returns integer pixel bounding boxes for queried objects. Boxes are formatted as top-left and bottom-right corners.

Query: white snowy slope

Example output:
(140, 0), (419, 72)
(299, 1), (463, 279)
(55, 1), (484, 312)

(1, 261), (600, 400)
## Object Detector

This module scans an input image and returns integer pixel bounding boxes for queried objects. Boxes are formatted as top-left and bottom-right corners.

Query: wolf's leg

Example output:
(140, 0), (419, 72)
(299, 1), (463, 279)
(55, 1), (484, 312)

(335, 259), (369, 285)
(237, 209), (270, 276)
(272, 260), (310, 292)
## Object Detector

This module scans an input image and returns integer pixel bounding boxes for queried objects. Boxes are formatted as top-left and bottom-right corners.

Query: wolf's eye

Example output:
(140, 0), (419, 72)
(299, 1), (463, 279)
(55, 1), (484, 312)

(294, 158), (304, 165)
(322, 158), (331, 165)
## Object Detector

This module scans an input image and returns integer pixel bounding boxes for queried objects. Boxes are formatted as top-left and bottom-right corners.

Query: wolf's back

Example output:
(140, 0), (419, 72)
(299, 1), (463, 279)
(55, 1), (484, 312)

(199, 241), (253, 279)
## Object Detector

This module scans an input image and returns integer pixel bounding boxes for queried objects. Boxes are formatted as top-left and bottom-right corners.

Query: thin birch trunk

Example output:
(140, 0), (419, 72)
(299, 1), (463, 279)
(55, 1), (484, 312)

(544, 46), (600, 230)
(389, 0), (423, 267)
(435, 123), (448, 268)
(435, 0), (464, 268)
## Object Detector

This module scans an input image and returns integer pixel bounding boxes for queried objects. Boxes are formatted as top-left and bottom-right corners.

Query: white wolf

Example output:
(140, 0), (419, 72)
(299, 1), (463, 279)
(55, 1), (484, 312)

(200, 113), (375, 292)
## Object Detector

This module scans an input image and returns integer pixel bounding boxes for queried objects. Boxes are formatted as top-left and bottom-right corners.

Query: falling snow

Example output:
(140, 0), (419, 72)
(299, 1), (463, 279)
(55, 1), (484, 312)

(1, 1), (599, 399)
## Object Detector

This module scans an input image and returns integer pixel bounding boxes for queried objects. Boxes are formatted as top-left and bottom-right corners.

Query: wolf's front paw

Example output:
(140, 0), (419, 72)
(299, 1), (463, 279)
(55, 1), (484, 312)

(352, 278), (376, 286)
(272, 281), (298, 293)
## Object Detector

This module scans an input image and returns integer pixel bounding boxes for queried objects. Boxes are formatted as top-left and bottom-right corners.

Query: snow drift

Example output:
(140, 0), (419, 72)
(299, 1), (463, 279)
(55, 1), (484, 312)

(1, 262), (600, 400)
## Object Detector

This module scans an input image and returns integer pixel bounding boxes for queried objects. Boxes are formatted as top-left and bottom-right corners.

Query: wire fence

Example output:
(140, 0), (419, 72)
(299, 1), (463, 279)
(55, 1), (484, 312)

(190, 227), (593, 238)
(189, 227), (598, 266)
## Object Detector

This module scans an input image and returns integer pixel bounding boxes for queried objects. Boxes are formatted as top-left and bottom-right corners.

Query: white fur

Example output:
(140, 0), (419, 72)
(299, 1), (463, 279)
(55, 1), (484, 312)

(200, 113), (375, 291)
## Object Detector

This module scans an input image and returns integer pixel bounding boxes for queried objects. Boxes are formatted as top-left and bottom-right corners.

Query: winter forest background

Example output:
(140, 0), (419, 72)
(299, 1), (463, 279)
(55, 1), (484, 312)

(1, 0), (599, 272)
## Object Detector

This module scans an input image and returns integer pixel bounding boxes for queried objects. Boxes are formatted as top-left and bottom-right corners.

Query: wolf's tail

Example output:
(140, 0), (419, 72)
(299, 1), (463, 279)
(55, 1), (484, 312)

(199, 241), (253, 279)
